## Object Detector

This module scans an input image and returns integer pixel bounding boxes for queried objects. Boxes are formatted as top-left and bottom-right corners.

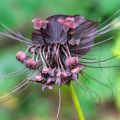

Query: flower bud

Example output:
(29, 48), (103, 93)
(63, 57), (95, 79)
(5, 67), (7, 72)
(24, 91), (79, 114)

(16, 51), (27, 63)
(65, 57), (79, 66)
(25, 58), (39, 70)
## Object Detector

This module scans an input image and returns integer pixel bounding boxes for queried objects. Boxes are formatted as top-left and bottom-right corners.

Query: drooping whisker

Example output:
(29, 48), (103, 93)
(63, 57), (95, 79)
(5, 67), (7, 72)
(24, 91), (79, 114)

(79, 57), (97, 61)
(14, 78), (29, 89)
(0, 80), (30, 100)
(0, 70), (34, 101)
(72, 37), (114, 51)
(0, 81), (31, 104)
(0, 32), (33, 45)
(75, 78), (101, 104)
(13, 93), (32, 112)
(80, 55), (118, 64)
(0, 23), (32, 42)
(0, 67), (26, 79)
(82, 64), (119, 68)
(81, 71), (114, 98)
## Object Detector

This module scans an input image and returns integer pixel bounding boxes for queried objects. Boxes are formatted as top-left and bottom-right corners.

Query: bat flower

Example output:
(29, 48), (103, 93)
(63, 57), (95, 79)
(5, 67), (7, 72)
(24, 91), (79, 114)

(15, 15), (97, 90)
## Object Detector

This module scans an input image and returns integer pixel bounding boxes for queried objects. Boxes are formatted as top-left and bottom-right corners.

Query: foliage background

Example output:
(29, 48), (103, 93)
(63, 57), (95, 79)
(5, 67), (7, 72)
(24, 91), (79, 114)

(0, 0), (120, 120)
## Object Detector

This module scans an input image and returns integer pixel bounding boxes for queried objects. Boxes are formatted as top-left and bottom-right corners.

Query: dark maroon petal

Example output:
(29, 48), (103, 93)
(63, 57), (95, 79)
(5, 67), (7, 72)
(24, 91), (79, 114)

(44, 15), (68, 44)
(69, 19), (97, 56)
(74, 16), (85, 26)
(32, 15), (69, 45)
(32, 30), (45, 45)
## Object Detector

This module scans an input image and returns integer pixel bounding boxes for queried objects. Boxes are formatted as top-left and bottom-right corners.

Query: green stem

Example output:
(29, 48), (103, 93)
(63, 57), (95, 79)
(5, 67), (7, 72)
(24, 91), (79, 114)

(69, 83), (85, 120)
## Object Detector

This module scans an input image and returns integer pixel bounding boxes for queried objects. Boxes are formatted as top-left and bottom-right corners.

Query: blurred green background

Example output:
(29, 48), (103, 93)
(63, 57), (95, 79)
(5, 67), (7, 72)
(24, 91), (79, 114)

(0, 0), (120, 120)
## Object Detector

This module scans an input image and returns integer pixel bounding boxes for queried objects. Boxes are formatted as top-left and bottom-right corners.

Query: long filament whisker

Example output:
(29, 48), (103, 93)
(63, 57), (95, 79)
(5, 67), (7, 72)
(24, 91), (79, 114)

(0, 80), (29, 100)
(81, 71), (114, 97)
(86, 16), (120, 38)
(0, 32), (34, 45)
(72, 37), (114, 50)
(0, 67), (26, 79)
(80, 55), (118, 64)
(0, 23), (32, 42)
(96, 8), (120, 30)
(75, 78), (101, 104)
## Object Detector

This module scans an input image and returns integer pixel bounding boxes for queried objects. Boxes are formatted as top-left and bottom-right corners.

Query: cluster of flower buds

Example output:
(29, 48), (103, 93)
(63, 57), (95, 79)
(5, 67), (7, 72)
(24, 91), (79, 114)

(32, 57), (84, 90)
(16, 15), (97, 90)
(16, 51), (41, 70)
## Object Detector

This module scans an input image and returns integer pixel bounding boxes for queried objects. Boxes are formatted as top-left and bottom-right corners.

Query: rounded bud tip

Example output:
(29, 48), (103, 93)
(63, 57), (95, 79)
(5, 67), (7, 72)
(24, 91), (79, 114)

(16, 51), (26, 62)
(65, 57), (79, 66)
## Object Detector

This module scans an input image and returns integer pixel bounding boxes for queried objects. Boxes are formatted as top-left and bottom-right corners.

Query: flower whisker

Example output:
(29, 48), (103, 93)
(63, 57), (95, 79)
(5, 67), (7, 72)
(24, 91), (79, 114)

(0, 23), (32, 42)
(80, 55), (118, 64)
(81, 71), (114, 98)
(96, 8), (120, 30)
(75, 79), (101, 104)
(86, 15), (120, 38)
(0, 32), (33, 45)
(71, 36), (114, 51)
(0, 80), (30, 100)
(0, 68), (30, 79)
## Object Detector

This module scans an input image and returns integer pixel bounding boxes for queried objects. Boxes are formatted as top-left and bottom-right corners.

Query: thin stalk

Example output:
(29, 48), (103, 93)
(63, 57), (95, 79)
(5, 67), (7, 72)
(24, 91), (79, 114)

(69, 83), (85, 120)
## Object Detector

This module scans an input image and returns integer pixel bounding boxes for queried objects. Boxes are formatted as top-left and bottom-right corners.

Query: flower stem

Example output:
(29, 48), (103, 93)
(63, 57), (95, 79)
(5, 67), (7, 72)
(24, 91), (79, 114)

(69, 83), (85, 120)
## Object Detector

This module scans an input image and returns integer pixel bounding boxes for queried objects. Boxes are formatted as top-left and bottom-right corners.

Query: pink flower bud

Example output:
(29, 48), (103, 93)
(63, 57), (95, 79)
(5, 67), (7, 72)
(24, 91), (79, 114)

(65, 57), (79, 66)
(25, 59), (39, 70)
(16, 51), (26, 63)
(26, 59), (36, 66)
(71, 66), (81, 74)
(42, 66), (51, 74)
(34, 74), (43, 81)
